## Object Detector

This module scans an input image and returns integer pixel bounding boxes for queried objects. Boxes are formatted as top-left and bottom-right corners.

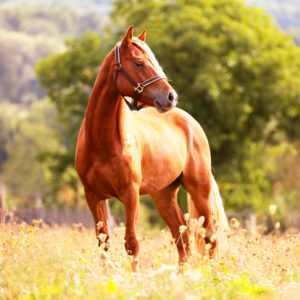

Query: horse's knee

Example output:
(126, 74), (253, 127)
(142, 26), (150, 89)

(125, 236), (140, 256)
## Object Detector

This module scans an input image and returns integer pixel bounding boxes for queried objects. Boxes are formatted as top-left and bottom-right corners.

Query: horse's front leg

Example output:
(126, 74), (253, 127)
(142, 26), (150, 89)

(84, 187), (110, 250)
(121, 189), (140, 272)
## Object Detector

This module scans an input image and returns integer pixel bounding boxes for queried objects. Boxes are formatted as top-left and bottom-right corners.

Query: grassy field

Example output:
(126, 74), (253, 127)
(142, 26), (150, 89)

(1, 220), (299, 300)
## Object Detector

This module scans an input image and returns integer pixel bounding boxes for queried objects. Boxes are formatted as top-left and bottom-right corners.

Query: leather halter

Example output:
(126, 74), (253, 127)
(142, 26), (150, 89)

(113, 42), (164, 111)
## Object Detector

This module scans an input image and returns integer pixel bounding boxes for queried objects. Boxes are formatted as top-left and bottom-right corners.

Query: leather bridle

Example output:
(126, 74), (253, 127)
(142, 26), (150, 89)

(113, 42), (164, 110)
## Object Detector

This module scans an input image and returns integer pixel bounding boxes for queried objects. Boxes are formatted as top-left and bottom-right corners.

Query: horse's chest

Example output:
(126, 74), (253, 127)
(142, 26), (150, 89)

(84, 155), (137, 198)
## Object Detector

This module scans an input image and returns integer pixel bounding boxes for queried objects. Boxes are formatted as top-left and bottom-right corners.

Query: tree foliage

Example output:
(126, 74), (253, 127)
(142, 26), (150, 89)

(1, 100), (62, 205)
(34, 0), (300, 215)
(0, 29), (64, 103)
(0, 5), (108, 104)
(0, 3), (111, 205)
(110, 0), (300, 212)
(0, 6), (107, 37)
(35, 33), (107, 192)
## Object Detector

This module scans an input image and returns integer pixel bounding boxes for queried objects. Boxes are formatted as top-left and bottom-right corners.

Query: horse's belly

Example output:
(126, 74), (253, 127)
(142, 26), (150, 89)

(139, 145), (186, 194)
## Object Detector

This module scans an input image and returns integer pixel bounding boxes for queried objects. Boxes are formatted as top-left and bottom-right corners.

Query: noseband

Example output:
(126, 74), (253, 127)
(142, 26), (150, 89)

(113, 42), (164, 110)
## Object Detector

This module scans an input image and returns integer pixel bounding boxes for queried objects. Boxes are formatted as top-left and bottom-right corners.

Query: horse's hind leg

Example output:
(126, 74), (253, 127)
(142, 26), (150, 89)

(151, 184), (190, 265)
(183, 174), (217, 257)
(84, 187), (110, 250)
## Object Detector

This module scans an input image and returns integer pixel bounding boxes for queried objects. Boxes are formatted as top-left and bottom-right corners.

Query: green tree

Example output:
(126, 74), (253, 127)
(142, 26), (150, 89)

(36, 0), (300, 216)
(0, 29), (65, 103)
(2, 100), (63, 206)
(0, 6), (107, 38)
(0, 4), (110, 105)
(111, 0), (300, 212)
(0, 103), (20, 172)
(35, 32), (107, 191)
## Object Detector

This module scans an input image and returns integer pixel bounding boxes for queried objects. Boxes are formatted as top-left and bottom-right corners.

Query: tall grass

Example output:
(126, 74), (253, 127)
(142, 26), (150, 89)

(0, 219), (299, 299)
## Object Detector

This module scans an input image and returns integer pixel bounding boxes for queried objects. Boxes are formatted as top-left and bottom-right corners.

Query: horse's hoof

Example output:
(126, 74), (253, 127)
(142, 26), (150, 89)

(98, 239), (110, 251)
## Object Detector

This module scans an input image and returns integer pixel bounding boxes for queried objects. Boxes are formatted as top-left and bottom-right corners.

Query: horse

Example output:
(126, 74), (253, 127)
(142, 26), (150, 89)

(75, 26), (228, 271)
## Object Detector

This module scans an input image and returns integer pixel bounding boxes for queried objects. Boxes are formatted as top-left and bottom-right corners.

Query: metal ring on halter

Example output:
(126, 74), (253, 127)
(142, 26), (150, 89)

(134, 83), (144, 94)
(115, 63), (122, 70)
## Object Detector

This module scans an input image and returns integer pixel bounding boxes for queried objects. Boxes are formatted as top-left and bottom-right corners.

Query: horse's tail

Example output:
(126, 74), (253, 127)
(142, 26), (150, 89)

(188, 174), (229, 254)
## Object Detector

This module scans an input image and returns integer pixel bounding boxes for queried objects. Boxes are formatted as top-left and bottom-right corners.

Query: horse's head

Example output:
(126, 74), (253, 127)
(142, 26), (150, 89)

(114, 26), (178, 113)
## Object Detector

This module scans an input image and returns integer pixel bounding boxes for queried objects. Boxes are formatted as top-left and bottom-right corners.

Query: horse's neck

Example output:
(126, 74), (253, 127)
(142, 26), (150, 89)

(85, 55), (128, 151)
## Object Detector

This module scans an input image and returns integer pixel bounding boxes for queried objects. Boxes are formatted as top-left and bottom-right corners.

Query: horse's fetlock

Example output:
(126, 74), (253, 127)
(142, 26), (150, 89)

(125, 236), (140, 256)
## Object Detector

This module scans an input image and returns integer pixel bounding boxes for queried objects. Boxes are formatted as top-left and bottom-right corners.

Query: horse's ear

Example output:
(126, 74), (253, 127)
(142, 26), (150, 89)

(121, 25), (134, 47)
(138, 29), (146, 42)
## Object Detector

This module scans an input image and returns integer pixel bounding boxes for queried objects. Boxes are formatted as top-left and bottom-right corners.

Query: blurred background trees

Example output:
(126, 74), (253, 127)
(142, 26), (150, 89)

(111, 0), (300, 215)
(1, 0), (300, 227)
(1, 101), (62, 206)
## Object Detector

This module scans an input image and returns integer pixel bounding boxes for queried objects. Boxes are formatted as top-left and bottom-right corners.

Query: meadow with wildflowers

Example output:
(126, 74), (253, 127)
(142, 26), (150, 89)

(1, 216), (299, 300)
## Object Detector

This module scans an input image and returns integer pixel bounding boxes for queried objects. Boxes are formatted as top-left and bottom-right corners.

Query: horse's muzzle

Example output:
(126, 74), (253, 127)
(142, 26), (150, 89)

(154, 90), (178, 113)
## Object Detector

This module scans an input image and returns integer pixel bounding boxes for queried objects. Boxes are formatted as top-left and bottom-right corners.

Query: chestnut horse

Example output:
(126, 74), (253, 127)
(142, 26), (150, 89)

(75, 26), (228, 271)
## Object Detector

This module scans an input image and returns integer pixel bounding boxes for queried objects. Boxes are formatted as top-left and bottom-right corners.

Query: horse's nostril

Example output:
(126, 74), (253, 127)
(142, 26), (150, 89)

(168, 92), (174, 102)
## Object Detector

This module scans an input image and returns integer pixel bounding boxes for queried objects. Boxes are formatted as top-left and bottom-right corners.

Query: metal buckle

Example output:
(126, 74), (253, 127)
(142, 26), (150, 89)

(134, 83), (144, 94)
(115, 63), (122, 70)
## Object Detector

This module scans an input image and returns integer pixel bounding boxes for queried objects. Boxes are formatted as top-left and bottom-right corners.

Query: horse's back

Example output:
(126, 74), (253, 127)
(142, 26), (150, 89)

(132, 107), (209, 150)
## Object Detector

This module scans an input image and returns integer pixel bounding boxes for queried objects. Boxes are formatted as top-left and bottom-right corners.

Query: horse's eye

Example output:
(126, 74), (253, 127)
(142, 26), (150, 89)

(135, 61), (144, 67)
